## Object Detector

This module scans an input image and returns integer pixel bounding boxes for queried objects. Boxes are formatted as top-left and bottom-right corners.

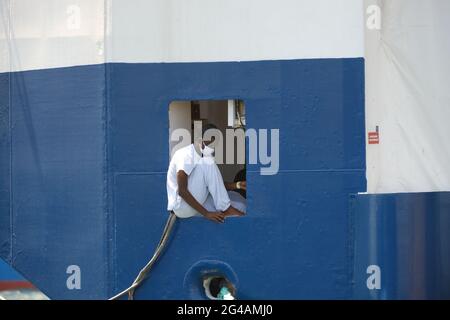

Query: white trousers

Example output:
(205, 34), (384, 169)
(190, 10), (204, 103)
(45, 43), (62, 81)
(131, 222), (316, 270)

(173, 157), (246, 218)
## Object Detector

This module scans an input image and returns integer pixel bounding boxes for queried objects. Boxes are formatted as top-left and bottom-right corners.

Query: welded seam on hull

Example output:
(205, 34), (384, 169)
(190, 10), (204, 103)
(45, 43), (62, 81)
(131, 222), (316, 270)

(112, 169), (366, 176)
(7, 0), (13, 265)
(347, 195), (357, 299)
(103, 0), (114, 300)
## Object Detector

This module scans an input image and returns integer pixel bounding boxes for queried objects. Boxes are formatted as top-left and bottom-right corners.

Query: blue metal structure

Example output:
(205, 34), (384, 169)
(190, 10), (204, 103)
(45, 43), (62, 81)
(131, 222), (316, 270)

(1, 58), (367, 299)
(1, 58), (449, 300)
(0, 258), (23, 281)
(351, 192), (450, 299)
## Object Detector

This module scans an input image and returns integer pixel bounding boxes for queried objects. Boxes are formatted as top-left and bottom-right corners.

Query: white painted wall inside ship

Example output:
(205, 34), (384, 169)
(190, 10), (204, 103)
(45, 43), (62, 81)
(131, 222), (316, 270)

(0, 0), (364, 72)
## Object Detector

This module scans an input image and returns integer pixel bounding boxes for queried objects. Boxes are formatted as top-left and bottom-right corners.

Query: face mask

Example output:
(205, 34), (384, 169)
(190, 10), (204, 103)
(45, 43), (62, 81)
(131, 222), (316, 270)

(201, 142), (215, 157)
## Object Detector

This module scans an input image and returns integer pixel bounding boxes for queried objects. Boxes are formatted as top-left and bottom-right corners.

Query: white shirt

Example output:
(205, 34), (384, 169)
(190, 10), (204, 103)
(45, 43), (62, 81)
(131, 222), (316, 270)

(166, 144), (202, 212)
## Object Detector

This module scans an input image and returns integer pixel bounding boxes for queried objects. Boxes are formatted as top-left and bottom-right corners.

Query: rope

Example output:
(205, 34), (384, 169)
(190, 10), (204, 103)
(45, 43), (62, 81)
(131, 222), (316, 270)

(109, 212), (177, 300)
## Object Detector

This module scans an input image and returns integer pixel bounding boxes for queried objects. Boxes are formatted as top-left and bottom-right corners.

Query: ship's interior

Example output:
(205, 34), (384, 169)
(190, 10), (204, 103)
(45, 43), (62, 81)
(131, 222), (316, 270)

(169, 100), (246, 196)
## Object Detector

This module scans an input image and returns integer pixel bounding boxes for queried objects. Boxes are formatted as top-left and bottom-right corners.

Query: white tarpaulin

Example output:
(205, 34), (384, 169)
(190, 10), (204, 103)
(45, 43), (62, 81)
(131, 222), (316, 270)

(365, 0), (450, 193)
(0, 0), (105, 73)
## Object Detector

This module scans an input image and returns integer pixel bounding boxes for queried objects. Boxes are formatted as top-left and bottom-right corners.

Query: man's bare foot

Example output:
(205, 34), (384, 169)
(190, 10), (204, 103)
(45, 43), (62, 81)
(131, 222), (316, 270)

(223, 206), (245, 217)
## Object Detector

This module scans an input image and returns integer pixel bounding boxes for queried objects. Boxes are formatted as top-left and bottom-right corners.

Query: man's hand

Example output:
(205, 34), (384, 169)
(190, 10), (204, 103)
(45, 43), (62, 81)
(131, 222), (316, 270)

(223, 206), (245, 217)
(238, 181), (246, 190)
(204, 212), (225, 224)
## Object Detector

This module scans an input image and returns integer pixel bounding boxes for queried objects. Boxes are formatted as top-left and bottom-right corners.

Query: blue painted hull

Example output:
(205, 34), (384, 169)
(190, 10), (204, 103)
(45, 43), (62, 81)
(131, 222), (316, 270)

(2, 58), (448, 300)
(352, 192), (450, 299)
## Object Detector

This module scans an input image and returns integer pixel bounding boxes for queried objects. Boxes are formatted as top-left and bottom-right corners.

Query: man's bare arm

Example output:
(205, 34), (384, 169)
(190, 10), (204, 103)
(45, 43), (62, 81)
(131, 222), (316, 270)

(225, 181), (246, 191)
(177, 170), (225, 223)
